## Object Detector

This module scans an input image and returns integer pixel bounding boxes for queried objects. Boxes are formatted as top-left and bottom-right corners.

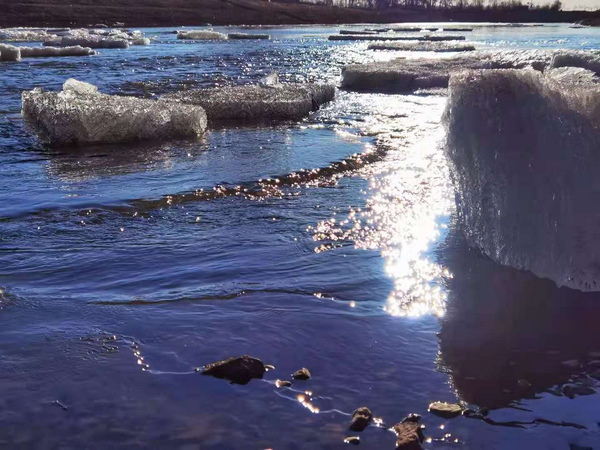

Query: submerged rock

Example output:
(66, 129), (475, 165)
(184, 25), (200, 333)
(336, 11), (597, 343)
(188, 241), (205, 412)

(22, 79), (206, 146)
(163, 83), (334, 123)
(391, 421), (424, 449)
(292, 367), (312, 380)
(444, 67), (600, 291)
(428, 402), (462, 418)
(201, 355), (266, 385)
(349, 407), (373, 432)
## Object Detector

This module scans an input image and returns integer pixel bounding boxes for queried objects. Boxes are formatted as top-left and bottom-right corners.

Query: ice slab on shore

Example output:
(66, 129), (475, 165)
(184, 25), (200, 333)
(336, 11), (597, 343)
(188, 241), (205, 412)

(368, 42), (476, 52)
(22, 79), (207, 146)
(444, 68), (600, 291)
(176, 30), (228, 40)
(163, 83), (335, 122)
(341, 50), (552, 93)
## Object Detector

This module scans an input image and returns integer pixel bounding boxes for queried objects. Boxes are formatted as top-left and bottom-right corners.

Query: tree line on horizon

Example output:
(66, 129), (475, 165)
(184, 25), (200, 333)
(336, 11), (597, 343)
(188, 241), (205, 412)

(292, 0), (563, 11)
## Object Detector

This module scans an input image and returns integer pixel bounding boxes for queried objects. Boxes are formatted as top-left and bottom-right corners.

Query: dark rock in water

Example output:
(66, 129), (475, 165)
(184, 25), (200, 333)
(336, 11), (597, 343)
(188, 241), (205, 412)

(517, 379), (532, 389)
(276, 379), (292, 388)
(344, 436), (361, 445)
(349, 407), (373, 432)
(292, 367), (311, 380)
(570, 445), (593, 450)
(428, 402), (462, 418)
(201, 355), (265, 385)
(402, 413), (421, 423)
(562, 384), (596, 398)
(391, 421), (425, 449)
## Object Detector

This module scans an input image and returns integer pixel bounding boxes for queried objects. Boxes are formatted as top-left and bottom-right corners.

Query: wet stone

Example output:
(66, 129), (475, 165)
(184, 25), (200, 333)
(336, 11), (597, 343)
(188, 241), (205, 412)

(349, 407), (373, 432)
(292, 368), (311, 380)
(562, 384), (596, 398)
(391, 421), (425, 450)
(276, 379), (292, 388)
(201, 355), (265, 385)
(344, 436), (360, 445)
(428, 402), (463, 418)
(402, 413), (421, 423)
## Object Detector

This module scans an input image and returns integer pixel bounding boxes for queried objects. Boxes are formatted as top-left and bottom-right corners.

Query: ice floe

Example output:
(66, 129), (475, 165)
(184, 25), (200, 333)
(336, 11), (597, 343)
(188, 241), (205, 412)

(176, 30), (228, 40)
(227, 33), (270, 40)
(22, 79), (207, 146)
(163, 83), (335, 123)
(368, 42), (476, 52)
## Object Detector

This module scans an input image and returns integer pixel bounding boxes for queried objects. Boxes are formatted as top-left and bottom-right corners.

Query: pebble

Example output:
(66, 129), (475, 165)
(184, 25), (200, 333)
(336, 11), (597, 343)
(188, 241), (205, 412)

(292, 368), (311, 380)
(349, 407), (373, 432)
(428, 402), (463, 419)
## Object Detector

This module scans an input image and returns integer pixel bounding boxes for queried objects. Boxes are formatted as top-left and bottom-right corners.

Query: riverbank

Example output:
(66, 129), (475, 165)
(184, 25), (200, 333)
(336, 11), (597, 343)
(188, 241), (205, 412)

(2, 0), (599, 28)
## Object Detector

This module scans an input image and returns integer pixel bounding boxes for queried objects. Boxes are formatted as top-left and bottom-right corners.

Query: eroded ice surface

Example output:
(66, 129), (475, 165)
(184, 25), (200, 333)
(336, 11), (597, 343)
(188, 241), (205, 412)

(444, 68), (600, 291)
(163, 83), (335, 122)
(22, 79), (207, 146)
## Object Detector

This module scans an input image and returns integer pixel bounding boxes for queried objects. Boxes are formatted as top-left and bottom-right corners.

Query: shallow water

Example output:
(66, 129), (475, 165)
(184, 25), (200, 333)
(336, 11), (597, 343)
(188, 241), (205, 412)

(1, 24), (600, 449)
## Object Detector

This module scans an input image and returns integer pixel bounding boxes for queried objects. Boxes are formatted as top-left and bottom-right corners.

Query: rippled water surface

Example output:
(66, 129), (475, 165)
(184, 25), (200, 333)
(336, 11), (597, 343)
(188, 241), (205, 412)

(2, 24), (600, 449)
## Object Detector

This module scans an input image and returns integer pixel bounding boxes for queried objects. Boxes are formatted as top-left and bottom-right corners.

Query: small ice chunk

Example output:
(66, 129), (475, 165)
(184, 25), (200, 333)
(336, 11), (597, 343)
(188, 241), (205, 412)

(0, 43), (21, 61)
(130, 38), (151, 45)
(176, 30), (228, 40)
(63, 78), (99, 95)
(550, 51), (600, 76)
(22, 80), (207, 146)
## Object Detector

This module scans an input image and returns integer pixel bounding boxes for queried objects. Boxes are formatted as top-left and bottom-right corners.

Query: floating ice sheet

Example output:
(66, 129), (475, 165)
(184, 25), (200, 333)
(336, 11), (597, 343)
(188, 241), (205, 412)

(22, 79), (207, 146)
(20, 45), (96, 57)
(368, 42), (476, 52)
(163, 83), (335, 123)
(176, 30), (228, 40)
(444, 68), (600, 291)
(227, 33), (270, 40)
(341, 50), (555, 93)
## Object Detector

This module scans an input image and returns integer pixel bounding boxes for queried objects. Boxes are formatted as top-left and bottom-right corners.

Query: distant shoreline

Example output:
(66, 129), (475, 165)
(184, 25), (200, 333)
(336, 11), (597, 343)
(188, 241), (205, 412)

(2, 0), (599, 28)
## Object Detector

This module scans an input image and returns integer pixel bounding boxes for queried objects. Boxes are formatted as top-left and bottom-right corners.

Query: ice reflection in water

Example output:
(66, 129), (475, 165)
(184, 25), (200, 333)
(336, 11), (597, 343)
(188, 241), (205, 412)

(312, 91), (454, 316)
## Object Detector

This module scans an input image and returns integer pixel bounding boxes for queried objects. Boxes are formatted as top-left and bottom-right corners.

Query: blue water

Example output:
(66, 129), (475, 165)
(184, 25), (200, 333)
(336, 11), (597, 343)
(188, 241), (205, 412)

(1, 23), (600, 449)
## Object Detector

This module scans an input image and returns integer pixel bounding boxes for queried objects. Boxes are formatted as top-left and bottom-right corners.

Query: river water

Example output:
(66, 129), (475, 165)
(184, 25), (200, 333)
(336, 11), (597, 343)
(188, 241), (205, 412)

(1, 24), (600, 449)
